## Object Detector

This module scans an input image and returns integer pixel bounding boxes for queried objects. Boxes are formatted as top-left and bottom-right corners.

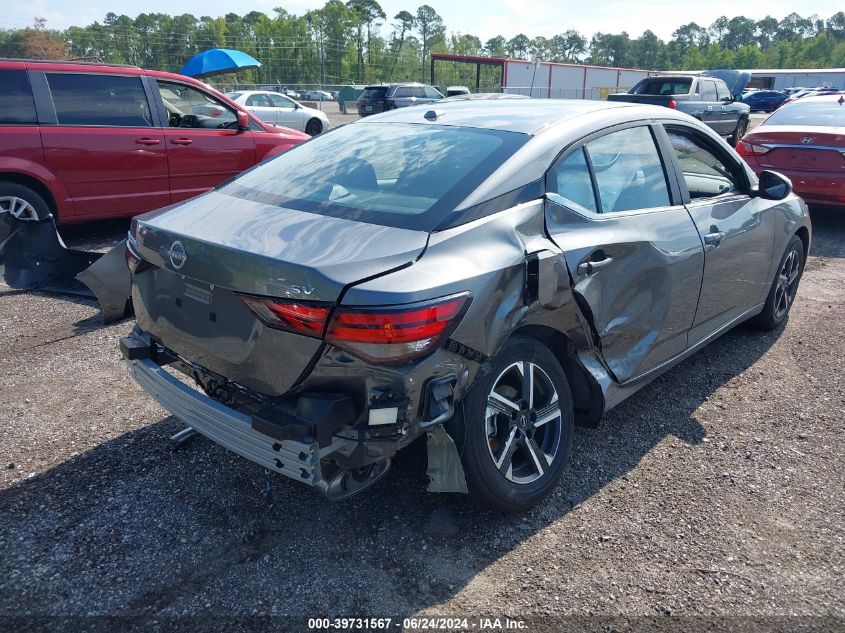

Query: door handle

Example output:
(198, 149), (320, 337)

(170, 138), (193, 146)
(577, 255), (614, 276)
(704, 231), (727, 247)
(135, 137), (160, 145)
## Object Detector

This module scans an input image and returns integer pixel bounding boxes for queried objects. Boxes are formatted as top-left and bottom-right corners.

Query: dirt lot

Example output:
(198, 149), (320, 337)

(2, 191), (843, 628)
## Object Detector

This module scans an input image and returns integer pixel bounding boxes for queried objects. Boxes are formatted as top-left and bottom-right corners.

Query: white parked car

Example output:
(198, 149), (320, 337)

(226, 90), (330, 136)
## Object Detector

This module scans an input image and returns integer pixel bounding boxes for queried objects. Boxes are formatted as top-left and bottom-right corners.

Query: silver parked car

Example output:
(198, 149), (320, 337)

(121, 100), (810, 512)
(226, 90), (329, 136)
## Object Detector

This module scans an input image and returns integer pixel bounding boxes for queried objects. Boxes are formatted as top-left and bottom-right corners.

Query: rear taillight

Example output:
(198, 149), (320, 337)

(737, 141), (771, 157)
(326, 294), (470, 364)
(125, 240), (150, 273)
(667, 99), (677, 109)
(240, 296), (331, 338)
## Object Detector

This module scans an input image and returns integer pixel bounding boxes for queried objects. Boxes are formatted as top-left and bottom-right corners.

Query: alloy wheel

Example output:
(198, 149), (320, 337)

(774, 247), (802, 319)
(0, 196), (39, 221)
(484, 361), (563, 485)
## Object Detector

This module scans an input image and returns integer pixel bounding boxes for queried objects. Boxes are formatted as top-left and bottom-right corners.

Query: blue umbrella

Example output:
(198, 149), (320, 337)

(181, 48), (261, 78)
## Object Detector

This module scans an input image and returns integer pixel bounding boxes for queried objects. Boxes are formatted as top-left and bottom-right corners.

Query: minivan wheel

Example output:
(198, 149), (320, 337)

(0, 182), (51, 222)
(305, 118), (323, 136)
(456, 336), (574, 512)
(752, 234), (805, 330)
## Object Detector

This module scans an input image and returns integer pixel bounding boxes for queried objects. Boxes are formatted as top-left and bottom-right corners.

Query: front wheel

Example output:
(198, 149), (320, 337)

(454, 336), (574, 513)
(752, 235), (805, 330)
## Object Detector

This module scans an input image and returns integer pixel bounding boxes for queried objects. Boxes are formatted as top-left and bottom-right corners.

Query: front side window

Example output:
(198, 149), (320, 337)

(156, 81), (236, 129)
(666, 127), (740, 199)
(46, 73), (152, 127)
(585, 126), (670, 213)
(423, 86), (442, 99)
(715, 81), (731, 102)
(221, 122), (528, 231)
(0, 69), (37, 125)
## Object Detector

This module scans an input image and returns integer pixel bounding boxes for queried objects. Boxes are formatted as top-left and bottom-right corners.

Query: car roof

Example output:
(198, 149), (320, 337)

(357, 98), (652, 135)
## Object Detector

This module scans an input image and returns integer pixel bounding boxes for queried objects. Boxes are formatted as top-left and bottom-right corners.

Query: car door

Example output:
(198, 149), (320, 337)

(544, 123), (704, 383)
(699, 79), (723, 134)
(244, 93), (276, 124)
(38, 71), (169, 219)
(658, 123), (774, 345)
(267, 93), (303, 131)
(152, 79), (256, 203)
(714, 80), (737, 132)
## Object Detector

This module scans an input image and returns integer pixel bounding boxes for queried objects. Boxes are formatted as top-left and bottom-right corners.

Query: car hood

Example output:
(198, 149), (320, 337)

(702, 70), (751, 97)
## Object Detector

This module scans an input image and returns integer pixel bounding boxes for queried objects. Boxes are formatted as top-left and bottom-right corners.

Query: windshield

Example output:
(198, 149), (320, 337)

(765, 100), (845, 127)
(632, 78), (692, 95)
(220, 122), (528, 231)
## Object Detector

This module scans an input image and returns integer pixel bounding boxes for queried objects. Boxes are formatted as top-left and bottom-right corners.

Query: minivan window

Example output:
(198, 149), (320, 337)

(46, 73), (153, 127)
(156, 81), (236, 128)
(0, 69), (37, 125)
(221, 122), (528, 231)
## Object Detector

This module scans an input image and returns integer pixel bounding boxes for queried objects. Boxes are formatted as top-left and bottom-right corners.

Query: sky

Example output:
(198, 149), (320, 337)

(1, 0), (843, 41)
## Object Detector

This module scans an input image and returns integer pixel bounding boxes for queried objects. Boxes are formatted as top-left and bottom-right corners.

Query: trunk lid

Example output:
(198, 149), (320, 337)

(745, 126), (845, 173)
(131, 191), (429, 396)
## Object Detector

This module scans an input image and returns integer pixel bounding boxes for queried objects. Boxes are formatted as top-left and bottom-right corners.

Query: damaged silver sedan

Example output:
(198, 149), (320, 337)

(121, 100), (810, 512)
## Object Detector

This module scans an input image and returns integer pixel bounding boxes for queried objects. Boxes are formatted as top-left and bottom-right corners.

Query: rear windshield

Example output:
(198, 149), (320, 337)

(360, 87), (388, 100)
(765, 100), (845, 127)
(221, 122), (528, 231)
(632, 78), (692, 95)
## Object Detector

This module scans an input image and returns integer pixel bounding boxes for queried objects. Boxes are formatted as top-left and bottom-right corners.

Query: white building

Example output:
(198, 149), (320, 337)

(744, 68), (845, 90)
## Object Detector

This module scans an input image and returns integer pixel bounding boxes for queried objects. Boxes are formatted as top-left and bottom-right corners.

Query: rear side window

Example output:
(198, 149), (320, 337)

(701, 80), (718, 101)
(246, 94), (272, 107)
(47, 73), (152, 127)
(394, 87), (412, 98)
(0, 69), (37, 125)
(585, 126), (670, 213)
(550, 148), (597, 212)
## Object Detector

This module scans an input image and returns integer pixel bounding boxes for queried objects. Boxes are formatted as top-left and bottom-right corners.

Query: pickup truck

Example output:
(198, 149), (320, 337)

(607, 70), (751, 146)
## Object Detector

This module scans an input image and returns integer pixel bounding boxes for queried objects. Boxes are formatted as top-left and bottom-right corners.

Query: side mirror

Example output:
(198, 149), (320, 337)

(757, 170), (792, 201)
(733, 93), (743, 102)
(236, 110), (249, 131)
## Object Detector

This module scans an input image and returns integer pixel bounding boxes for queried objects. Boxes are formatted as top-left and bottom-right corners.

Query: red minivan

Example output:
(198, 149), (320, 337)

(0, 59), (309, 224)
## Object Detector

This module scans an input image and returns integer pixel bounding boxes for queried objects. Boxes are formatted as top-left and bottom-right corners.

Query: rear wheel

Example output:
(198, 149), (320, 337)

(305, 118), (323, 136)
(729, 116), (749, 147)
(752, 235), (805, 330)
(0, 182), (51, 222)
(455, 336), (574, 512)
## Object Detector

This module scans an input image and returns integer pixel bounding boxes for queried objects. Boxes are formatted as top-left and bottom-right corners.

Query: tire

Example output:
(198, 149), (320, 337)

(305, 118), (323, 136)
(729, 116), (749, 147)
(0, 182), (52, 222)
(752, 235), (805, 330)
(453, 336), (574, 513)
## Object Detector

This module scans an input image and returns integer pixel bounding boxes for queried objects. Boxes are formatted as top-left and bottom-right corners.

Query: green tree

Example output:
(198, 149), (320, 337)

(414, 5), (445, 80)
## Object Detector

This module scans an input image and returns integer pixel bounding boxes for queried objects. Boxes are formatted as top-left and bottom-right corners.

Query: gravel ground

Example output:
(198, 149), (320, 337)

(1, 175), (843, 629)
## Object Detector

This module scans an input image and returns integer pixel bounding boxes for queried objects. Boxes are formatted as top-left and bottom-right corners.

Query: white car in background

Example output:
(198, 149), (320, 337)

(226, 90), (330, 136)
